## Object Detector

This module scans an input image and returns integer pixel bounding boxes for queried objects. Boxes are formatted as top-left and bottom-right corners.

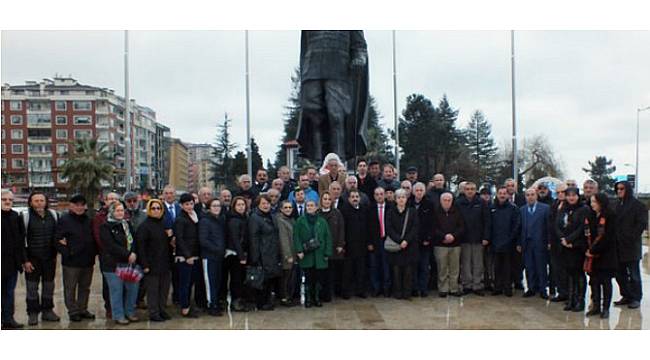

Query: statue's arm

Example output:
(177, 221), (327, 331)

(350, 30), (367, 65)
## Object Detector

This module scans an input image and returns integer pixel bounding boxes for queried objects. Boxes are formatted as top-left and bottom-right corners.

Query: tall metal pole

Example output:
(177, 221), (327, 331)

(636, 106), (650, 196)
(392, 30), (399, 172)
(124, 30), (132, 192)
(245, 30), (252, 178)
(510, 30), (518, 187)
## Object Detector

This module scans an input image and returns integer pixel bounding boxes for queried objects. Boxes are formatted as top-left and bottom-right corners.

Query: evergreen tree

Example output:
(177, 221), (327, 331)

(211, 113), (238, 189)
(274, 69), (301, 170)
(435, 95), (465, 183)
(231, 151), (248, 182)
(250, 137), (264, 175)
(364, 95), (394, 165)
(398, 94), (438, 181)
(464, 110), (499, 183)
(583, 156), (617, 194)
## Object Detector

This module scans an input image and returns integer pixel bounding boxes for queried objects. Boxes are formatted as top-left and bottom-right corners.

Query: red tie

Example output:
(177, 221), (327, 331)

(379, 204), (385, 238)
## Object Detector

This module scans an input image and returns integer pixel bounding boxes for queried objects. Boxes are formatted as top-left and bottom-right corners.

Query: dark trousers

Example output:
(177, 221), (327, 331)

(202, 258), (223, 309)
(324, 259), (345, 299)
(494, 251), (512, 292)
(523, 247), (548, 293)
(220, 255), (245, 303)
(1, 272), (18, 323)
(567, 268), (586, 306)
(510, 248), (524, 288)
(590, 270), (614, 311)
(255, 280), (274, 307)
(62, 266), (93, 316)
(484, 247), (495, 289)
(101, 273), (111, 314)
(428, 249), (438, 290)
(25, 256), (56, 314)
(368, 243), (392, 293)
(144, 272), (170, 317)
(194, 260), (207, 308)
(304, 267), (326, 302)
(392, 265), (413, 298)
(176, 260), (201, 309)
(343, 256), (366, 296)
(549, 247), (568, 297)
(414, 247), (431, 293)
(281, 265), (298, 301)
(171, 256), (180, 304)
(615, 260), (643, 302)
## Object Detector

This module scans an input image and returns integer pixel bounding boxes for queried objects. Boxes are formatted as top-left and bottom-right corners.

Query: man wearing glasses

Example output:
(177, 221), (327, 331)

(613, 181), (648, 309)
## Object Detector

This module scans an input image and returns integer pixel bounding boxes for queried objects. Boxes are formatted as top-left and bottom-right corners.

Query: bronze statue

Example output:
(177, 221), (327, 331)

(296, 30), (369, 165)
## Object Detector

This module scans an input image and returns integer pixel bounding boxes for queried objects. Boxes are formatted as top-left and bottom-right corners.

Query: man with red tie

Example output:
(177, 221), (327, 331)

(367, 187), (393, 297)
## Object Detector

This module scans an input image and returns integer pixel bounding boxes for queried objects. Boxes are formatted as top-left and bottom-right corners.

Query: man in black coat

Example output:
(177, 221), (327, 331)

(613, 181), (648, 309)
(355, 158), (378, 201)
(340, 190), (370, 298)
(1, 190), (26, 329)
(411, 182), (434, 297)
(367, 186), (393, 297)
(55, 194), (97, 322)
(505, 178), (525, 291)
(254, 168), (271, 194)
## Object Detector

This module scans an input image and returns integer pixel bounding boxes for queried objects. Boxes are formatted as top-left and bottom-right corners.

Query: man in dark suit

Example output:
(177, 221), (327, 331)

(518, 188), (551, 299)
(367, 186), (392, 297)
(162, 185), (182, 305)
(505, 178), (525, 291)
(340, 190), (369, 298)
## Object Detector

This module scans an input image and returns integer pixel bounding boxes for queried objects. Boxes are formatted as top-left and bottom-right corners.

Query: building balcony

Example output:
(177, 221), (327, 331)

(28, 152), (52, 157)
(27, 121), (52, 128)
(29, 181), (55, 188)
(28, 136), (52, 143)
(95, 106), (110, 114)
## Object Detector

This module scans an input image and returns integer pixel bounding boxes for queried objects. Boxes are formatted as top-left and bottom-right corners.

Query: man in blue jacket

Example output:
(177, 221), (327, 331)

(518, 188), (551, 299)
(489, 186), (521, 297)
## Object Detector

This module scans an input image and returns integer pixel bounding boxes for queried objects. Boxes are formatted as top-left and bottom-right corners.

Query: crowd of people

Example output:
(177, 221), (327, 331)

(1, 153), (648, 329)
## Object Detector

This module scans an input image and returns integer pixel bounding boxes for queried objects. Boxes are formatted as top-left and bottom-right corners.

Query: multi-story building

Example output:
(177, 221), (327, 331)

(1, 77), (171, 196)
(167, 138), (188, 192)
(186, 143), (215, 192)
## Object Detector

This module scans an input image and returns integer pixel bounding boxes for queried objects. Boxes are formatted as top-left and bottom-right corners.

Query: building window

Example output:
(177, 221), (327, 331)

(11, 144), (24, 154)
(74, 129), (93, 139)
(1, 144), (4, 154)
(56, 129), (68, 139)
(56, 158), (67, 167)
(56, 115), (67, 125)
(10, 115), (23, 125)
(28, 101), (50, 111)
(11, 129), (23, 139)
(12, 159), (25, 169)
(55, 101), (67, 111)
(28, 144), (51, 154)
(10, 101), (22, 110)
(56, 144), (68, 154)
(27, 114), (51, 126)
(74, 115), (92, 125)
(73, 101), (92, 111)
(1, 158), (5, 168)
(1, 115), (4, 125)
(1, 129), (4, 139)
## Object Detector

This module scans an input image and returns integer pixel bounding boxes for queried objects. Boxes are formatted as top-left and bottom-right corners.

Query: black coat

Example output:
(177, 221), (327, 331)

(248, 208), (282, 278)
(489, 200), (521, 253)
(456, 195), (490, 244)
(55, 211), (96, 268)
(135, 217), (170, 275)
(1, 210), (26, 277)
(555, 203), (590, 270)
(227, 212), (248, 261)
(433, 205), (465, 247)
(385, 206), (419, 266)
(340, 203), (370, 258)
(199, 214), (227, 260)
(413, 198), (434, 247)
(614, 181), (649, 263)
(99, 220), (136, 272)
(589, 212), (618, 272)
(174, 211), (200, 258)
(356, 174), (378, 201)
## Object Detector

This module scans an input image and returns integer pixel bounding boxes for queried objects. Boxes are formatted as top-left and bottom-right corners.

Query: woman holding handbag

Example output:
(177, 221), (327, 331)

(385, 189), (419, 300)
(585, 193), (618, 319)
(99, 201), (140, 325)
(294, 200), (333, 308)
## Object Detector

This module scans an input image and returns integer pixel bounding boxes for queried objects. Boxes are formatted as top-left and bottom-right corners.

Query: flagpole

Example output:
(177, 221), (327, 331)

(245, 30), (252, 178)
(124, 30), (132, 192)
(510, 30), (518, 186)
(392, 30), (399, 172)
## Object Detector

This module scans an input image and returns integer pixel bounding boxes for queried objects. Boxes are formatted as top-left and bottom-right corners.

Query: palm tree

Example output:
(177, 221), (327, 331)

(59, 137), (114, 210)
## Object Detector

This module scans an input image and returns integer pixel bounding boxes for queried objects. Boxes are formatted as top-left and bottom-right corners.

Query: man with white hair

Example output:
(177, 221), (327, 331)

(433, 192), (465, 297)
(277, 166), (297, 201)
(234, 174), (259, 202)
(219, 189), (232, 213)
(411, 182), (434, 297)
(342, 175), (370, 207)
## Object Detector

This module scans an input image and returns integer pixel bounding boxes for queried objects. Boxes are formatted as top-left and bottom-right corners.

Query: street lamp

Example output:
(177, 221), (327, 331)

(635, 106), (650, 195)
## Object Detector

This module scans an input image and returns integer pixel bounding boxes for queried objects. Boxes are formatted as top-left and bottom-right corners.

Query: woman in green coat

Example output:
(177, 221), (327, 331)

(293, 200), (333, 308)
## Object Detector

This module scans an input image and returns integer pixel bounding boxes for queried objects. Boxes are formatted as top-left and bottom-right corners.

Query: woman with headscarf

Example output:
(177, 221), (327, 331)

(174, 193), (202, 318)
(99, 201), (140, 325)
(136, 199), (171, 322)
(294, 200), (333, 308)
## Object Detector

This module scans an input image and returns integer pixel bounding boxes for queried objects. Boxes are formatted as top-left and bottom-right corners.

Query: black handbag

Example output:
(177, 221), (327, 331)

(303, 237), (321, 253)
(244, 265), (264, 290)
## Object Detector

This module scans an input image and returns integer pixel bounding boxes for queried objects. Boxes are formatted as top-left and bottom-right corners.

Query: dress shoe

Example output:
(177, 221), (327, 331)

(420, 291), (429, 298)
(28, 313), (39, 326)
(473, 290), (485, 296)
(614, 298), (631, 306)
(314, 299), (323, 307)
(600, 310), (609, 319)
(438, 292), (448, 298)
(504, 291), (513, 297)
(627, 300), (640, 309)
(450, 292), (463, 297)
(551, 295), (568, 302)
(462, 288), (473, 295)
(540, 292), (549, 300)
(1, 319), (24, 329)
(207, 308), (223, 317)
(80, 311), (96, 320)
(572, 303), (585, 312)
(357, 293), (367, 299)
(492, 290), (503, 296)
(514, 283), (524, 290)
(412, 290), (420, 297)
(586, 308), (601, 316)
(563, 303), (574, 311)
(69, 314), (83, 322)
(41, 310), (61, 322)
(181, 310), (199, 318)
(150, 314), (165, 322)
(372, 289), (382, 297)
(160, 311), (172, 320)
(341, 295), (351, 300)
(260, 303), (274, 311)
(126, 315), (140, 322)
(305, 300), (313, 308)
(523, 290), (536, 298)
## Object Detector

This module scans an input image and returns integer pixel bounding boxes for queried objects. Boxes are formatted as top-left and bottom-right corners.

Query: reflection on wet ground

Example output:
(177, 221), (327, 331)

(10, 248), (649, 330)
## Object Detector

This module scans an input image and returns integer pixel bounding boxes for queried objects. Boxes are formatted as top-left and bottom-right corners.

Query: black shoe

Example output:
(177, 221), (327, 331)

(551, 295), (568, 302)
(439, 292), (448, 298)
(420, 291), (429, 298)
(1, 319), (24, 329)
(150, 314), (165, 322)
(160, 311), (172, 320)
(586, 308), (601, 316)
(492, 290), (503, 296)
(485, 285), (494, 292)
(514, 283), (524, 290)
(450, 292), (463, 297)
(627, 300), (640, 309)
(563, 303), (574, 311)
(600, 310), (610, 319)
(28, 313), (39, 326)
(572, 302), (585, 312)
(462, 288), (473, 295)
(69, 314), (83, 322)
(357, 293), (367, 299)
(305, 300), (313, 308)
(394, 293), (403, 300)
(504, 291), (513, 297)
(260, 303), (274, 311)
(280, 299), (294, 307)
(41, 310), (61, 322)
(523, 290), (536, 298)
(540, 292), (549, 300)
(474, 290), (485, 296)
(181, 309), (199, 318)
(372, 289), (382, 297)
(412, 290), (420, 297)
(321, 295), (332, 303)
(341, 295), (351, 300)
(207, 308), (223, 317)
(80, 311), (96, 320)
(614, 298), (631, 306)
(314, 299), (323, 307)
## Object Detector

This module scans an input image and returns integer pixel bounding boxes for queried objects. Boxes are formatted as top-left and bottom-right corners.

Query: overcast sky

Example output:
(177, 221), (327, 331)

(2, 30), (649, 191)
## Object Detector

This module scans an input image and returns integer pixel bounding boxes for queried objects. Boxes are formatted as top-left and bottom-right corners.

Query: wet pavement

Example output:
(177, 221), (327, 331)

(8, 247), (649, 330)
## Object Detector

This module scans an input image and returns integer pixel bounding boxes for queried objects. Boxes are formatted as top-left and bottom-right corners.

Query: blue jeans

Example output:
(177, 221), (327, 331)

(102, 271), (139, 321)
(414, 247), (431, 293)
(1, 272), (18, 323)
(202, 258), (223, 309)
(177, 260), (201, 309)
(368, 241), (391, 293)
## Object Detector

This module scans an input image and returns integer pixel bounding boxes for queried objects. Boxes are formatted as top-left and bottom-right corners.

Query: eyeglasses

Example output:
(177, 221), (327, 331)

(150, 207), (162, 210)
